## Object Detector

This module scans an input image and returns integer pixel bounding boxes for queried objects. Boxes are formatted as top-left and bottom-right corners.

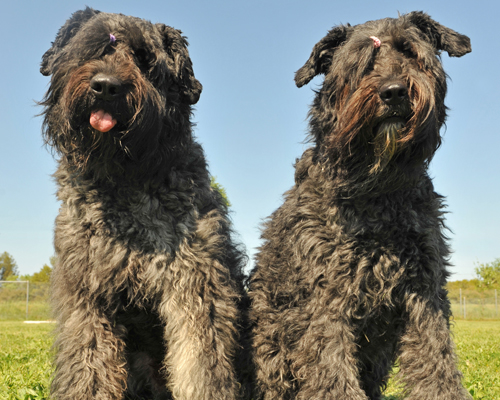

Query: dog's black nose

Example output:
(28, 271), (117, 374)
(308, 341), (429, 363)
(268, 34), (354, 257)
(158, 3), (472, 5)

(379, 82), (408, 106)
(90, 74), (123, 101)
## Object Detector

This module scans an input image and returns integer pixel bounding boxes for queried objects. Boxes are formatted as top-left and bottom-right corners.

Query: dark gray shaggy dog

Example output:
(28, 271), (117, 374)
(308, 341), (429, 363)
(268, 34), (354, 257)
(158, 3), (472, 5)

(40, 8), (247, 400)
(249, 12), (471, 400)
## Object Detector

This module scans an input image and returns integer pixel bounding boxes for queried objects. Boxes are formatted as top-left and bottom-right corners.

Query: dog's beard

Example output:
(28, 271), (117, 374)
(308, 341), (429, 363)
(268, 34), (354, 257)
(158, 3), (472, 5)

(370, 118), (406, 173)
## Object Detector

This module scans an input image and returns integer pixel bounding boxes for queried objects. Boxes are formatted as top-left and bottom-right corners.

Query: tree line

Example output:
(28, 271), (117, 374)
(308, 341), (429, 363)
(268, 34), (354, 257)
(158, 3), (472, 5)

(447, 258), (500, 292)
(0, 252), (53, 283)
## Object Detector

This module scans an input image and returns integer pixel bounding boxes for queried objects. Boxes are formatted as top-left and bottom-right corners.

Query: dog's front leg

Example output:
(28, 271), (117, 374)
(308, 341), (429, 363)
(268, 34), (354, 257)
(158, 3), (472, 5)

(397, 295), (471, 400)
(51, 306), (127, 400)
(289, 315), (369, 400)
(158, 266), (240, 400)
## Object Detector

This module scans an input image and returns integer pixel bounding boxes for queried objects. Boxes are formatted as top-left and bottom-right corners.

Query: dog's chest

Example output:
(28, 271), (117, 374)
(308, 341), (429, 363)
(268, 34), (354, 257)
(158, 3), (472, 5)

(56, 183), (198, 280)
(329, 194), (445, 298)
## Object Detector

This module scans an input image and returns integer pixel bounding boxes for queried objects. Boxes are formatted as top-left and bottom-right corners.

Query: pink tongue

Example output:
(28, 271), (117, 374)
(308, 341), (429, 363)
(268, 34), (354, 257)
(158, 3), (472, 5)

(90, 110), (117, 132)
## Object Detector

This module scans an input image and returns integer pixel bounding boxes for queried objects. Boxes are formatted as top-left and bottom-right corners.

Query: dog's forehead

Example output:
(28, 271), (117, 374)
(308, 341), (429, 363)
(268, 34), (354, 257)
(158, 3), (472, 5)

(336, 16), (434, 62)
(349, 16), (416, 43)
(321, 15), (443, 85)
(73, 12), (162, 52)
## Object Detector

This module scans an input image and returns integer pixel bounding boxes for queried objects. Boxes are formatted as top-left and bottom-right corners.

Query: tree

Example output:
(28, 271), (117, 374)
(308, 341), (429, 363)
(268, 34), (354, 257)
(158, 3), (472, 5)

(31, 264), (52, 283)
(475, 258), (500, 289)
(0, 252), (19, 280)
(210, 176), (231, 208)
(49, 255), (58, 268)
(19, 256), (57, 282)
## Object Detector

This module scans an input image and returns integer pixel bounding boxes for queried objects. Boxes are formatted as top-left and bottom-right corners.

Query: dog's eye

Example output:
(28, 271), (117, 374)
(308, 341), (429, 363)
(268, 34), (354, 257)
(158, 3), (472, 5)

(397, 41), (417, 58)
(101, 44), (116, 58)
(134, 48), (154, 66)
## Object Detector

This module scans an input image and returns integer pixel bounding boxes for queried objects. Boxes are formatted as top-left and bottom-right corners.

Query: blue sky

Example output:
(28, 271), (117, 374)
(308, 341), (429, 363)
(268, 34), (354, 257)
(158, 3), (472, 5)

(0, 0), (498, 280)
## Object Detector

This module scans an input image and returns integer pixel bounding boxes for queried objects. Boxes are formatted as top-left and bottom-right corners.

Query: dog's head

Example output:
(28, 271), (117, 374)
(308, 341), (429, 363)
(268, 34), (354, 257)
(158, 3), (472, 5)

(295, 12), (470, 173)
(40, 8), (202, 179)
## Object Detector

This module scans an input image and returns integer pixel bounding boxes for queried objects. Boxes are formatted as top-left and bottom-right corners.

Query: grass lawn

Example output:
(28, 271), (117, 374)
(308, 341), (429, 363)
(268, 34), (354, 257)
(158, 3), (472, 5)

(0, 320), (498, 399)
(0, 322), (54, 400)
(452, 320), (500, 399)
(383, 320), (500, 399)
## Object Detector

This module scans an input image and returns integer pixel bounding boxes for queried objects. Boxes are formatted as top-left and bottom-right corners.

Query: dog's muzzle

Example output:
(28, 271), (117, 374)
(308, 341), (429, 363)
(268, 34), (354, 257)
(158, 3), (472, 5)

(89, 73), (123, 132)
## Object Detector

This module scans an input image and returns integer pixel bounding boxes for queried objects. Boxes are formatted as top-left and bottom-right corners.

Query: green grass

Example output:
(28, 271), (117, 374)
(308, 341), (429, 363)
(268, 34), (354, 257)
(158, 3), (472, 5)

(382, 320), (500, 399)
(0, 321), (498, 399)
(0, 302), (52, 322)
(0, 322), (54, 400)
(453, 320), (500, 399)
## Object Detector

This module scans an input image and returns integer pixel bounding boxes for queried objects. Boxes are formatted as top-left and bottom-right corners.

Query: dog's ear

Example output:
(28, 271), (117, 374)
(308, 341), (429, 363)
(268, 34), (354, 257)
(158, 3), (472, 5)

(295, 25), (350, 88)
(157, 24), (203, 105)
(40, 7), (100, 76)
(406, 11), (471, 57)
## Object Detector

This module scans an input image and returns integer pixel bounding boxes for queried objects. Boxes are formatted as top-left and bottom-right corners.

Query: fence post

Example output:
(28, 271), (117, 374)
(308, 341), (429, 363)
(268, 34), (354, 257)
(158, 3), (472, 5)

(459, 288), (462, 318)
(463, 297), (466, 320)
(26, 280), (29, 320)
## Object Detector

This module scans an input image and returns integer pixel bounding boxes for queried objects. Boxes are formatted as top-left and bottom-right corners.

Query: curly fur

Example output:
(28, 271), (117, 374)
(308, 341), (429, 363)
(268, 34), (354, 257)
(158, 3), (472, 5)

(249, 12), (471, 400)
(40, 8), (247, 400)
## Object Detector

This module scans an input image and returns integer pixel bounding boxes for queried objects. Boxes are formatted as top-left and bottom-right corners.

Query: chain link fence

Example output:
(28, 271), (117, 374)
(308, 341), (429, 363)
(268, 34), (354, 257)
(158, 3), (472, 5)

(449, 289), (499, 320)
(0, 281), (498, 321)
(0, 281), (51, 321)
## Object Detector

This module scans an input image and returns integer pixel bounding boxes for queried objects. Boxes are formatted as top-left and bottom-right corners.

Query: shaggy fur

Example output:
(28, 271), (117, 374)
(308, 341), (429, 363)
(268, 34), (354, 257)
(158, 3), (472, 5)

(249, 12), (471, 400)
(40, 8), (247, 400)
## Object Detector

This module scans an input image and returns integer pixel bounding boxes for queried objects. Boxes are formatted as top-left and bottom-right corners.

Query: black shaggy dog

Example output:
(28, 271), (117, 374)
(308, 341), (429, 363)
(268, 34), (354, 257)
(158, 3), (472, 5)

(249, 12), (471, 400)
(40, 8), (247, 400)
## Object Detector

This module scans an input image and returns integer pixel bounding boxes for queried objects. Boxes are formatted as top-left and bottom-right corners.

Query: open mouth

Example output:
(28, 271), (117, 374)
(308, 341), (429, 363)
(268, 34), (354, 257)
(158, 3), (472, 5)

(90, 110), (118, 133)
(376, 115), (406, 132)
(374, 114), (407, 141)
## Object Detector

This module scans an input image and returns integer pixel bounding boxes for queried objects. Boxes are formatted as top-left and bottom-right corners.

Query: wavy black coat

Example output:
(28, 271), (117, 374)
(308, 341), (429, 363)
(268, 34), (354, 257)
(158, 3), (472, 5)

(249, 12), (471, 400)
(40, 8), (248, 400)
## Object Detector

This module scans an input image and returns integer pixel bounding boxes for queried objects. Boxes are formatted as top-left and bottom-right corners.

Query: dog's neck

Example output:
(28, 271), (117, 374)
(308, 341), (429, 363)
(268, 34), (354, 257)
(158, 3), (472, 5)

(295, 147), (431, 200)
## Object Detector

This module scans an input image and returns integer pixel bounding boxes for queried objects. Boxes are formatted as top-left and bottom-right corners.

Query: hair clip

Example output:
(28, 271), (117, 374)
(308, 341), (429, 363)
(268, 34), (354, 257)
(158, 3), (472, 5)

(370, 36), (381, 48)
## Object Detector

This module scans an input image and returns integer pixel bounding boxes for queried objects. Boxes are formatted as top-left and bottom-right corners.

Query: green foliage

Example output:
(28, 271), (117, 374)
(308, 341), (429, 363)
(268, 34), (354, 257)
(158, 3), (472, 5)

(447, 279), (482, 292)
(30, 266), (52, 283)
(15, 259), (55, 283)
(447, 279), (485, 303)
(475, 258), (500, 289)
(0, 252), (19, 281)
(210, 176), (231, 208)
